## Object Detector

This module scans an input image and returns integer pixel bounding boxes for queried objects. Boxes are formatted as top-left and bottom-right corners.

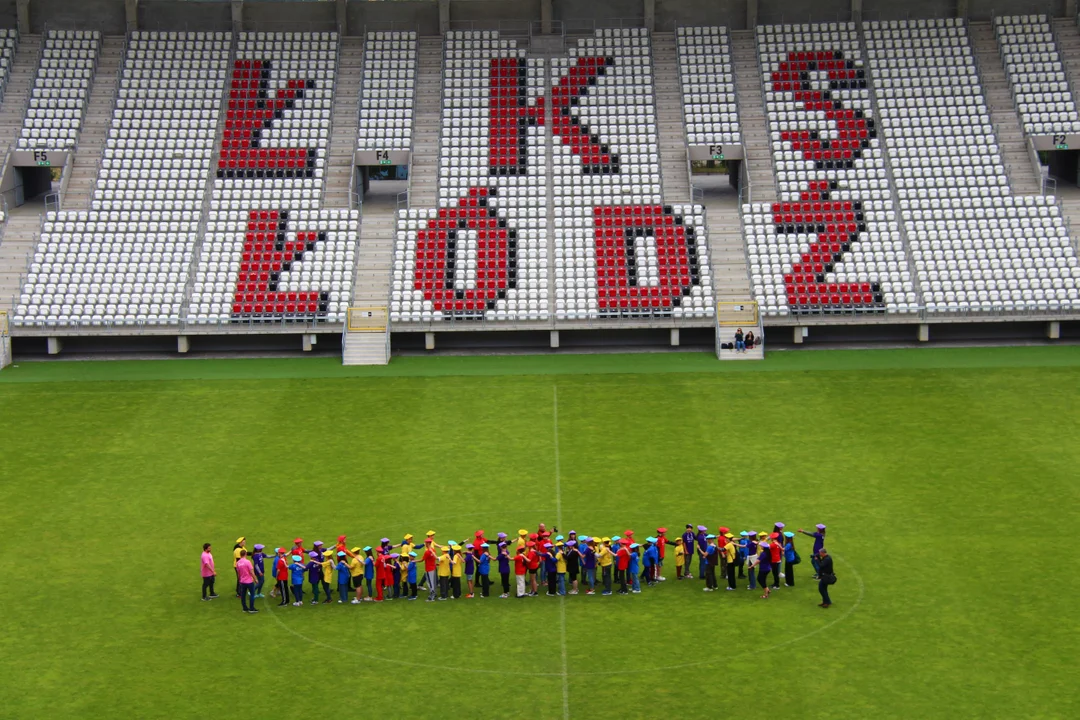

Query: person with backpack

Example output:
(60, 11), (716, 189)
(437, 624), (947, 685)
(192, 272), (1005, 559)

(783, 532), (798, 587)
(816, 548), (835, 608)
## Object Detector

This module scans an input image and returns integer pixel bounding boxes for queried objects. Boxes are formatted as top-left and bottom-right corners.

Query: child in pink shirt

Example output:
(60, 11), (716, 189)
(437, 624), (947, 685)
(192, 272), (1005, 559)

(201, 543), (218, 601)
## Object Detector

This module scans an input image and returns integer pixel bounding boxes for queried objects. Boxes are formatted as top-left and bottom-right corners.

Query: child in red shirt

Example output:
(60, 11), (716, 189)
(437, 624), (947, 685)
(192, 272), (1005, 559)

(514, 547), (528, 598)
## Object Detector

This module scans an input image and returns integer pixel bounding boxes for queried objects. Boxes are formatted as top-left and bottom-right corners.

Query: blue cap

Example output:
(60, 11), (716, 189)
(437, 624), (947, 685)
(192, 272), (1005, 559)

(706, 534), (716, 540)
(363, 546), (372, 552)
(630, 543), (640, 549)
(739, 531), (748, 537)
(555, 535), (564, 541)
(409, 551), (417, 558)
(646, 536), (657, 543)
(783, 531), (794, 538)
(611, 535), (621, 542)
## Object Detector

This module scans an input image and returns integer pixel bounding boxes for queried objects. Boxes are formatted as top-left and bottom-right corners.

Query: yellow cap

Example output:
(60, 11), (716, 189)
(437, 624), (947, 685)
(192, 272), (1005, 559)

(235, 537), (245, 544)
(350, 547), (361, 554)
(518, 529), (527, 536)
(404, 533), (414, 540)
(602, 537), (611, 543)
(426, 530), (436, 536)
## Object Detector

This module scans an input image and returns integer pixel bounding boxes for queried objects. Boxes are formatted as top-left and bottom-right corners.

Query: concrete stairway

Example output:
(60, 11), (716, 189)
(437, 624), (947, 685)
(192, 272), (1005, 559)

(651, 32), (691, 202)
(0, 210), (43, 313)
(969, 22), (1042, 195)
(0, 36), (40, 157)
(350, 191), (397, 307)
(1053, 18), (1080, 111)
(324, 37), (362, 208)
(62, 36), (124, 210)
(730, 30), (776, 204)
(408, 38), (443, 208)
(698, 175), (751, 304)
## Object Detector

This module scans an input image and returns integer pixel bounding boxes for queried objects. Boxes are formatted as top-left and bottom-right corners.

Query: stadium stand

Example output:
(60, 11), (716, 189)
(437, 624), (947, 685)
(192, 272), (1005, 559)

(553, 29), (711, 320)
(189, 32), (358, 325)
(995, 15), (1080, 137)
(867, 19), (1080, 313)
(13, 31), (229, 327)
(742, 22), (914, 317)
(391, 30), (549, 322)
(356, 31), (416, 154)
(0, 29), (19, 104)
(675, 26), (741, 146)
(17, 30), (99, 151)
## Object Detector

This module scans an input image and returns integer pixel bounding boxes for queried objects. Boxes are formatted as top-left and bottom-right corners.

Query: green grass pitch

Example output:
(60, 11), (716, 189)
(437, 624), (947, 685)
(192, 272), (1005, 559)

(1, 347), (1079, 719)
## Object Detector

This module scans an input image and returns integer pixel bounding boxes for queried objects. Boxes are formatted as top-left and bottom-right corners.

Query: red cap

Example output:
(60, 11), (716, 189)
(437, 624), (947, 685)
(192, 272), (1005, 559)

(624, 530), (634, 536)
(657, 527), (667, 533)
(619, 538), (632, 545)
(769, 532), (780, 539)
(337, 535), (346, 542)
(424, 537), (432, 543)
(527, 541), (536, 548)
(293, 538), (303, 544)
(475, 530), (484, 537)
(529, 533), (538, 540)
(718, 527), (729, 534)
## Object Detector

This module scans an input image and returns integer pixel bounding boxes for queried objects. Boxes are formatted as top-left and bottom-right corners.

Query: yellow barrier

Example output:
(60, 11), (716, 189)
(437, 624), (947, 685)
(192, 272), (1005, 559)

(346, 306), (388, 333)
(0, 310), (7, 336)
(716, 301), (759, 327)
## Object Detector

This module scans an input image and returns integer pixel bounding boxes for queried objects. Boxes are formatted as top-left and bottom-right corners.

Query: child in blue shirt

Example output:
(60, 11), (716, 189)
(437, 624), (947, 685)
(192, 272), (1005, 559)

(746, 533), (758, 590)
(464, 544), (477, 598)
(407, 552), (418, 600)
(335, 552), (351, 603)
(643, 540), (659, 586)
(306, 551), (323, 605)
(289, 555), (306, 607)
(628, 544), (641, 593)
(477, 543), (492, 597)
(363, 548), (375, 601)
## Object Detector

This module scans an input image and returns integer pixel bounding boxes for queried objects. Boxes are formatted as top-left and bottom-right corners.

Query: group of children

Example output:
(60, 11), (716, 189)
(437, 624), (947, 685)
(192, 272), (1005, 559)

(202, 522), (830, 613)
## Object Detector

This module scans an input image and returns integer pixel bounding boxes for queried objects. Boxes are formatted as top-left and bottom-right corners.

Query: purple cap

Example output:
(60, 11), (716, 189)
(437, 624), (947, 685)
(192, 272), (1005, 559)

(253, 544), (265, 551)
(465, 543), (474, 550)
(568, 530), (576, 535)
(566, 540), (576, 547)
(313, 540), (324, 547)
(747, 530), (756, 536)
(497, 532), (507, 539)
(498, 541), (507, 548)
(697, 525), (707, 531)
(816, 524), (827, 530)
(774, 522), (785, 529)
(308, 551), (319, 559)
(390, 553), (400, 559)
(380, 538), (390, 544)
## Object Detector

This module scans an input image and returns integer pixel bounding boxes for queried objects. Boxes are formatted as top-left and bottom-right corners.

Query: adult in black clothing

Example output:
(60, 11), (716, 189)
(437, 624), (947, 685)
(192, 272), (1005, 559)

(745, 330), (756, 348)
(734, 328), (746, 352)
(816, 548), (835, 608)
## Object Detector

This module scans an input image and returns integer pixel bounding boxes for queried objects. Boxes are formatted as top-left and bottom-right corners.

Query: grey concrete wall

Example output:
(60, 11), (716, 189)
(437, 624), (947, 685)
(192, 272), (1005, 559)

(759, 0), (850, 25)
(967, 0), (1063, 20)
(862, 0), (957, 20)
(244, 0), (337, 33)
(553, 0), (643, 29)
(348, 1), (440, 36)
(449, 0), (540, 29)
(138, 1), (231, 33)
(655, 0), (746, 30)
(31, 0), (126, 33)
(0, 0), (16, 29)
